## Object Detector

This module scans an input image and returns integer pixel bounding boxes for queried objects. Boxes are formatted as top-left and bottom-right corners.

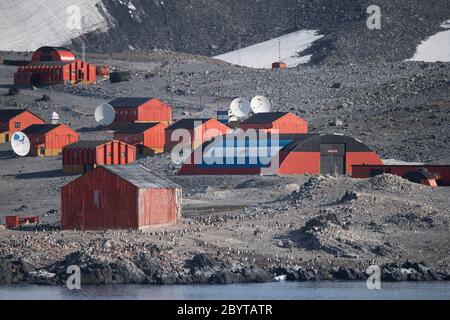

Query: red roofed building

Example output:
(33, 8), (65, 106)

(238, 112), (308, 134)
(14, 47), (96, 86)
(164, 118), (230, 152)
(114, 122), (167, 155)
(62, 140), (137, 174)
(0, 109), (45, 143)
(108, 97), (173, 129)
(22, 124), (79, 157)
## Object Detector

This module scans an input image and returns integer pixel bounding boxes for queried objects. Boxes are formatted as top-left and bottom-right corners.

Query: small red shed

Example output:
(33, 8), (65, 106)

(14, 47), (96, 86)
(114, 122), (166, 155)
(239, 112), (308, 134)
(109, 97), (173, 129)
(0, 109), (45, 143)
(62, 140), (137, 174)
(22, 124), (79, 157)
(61, 164), (182, 230)
(165, 118), (230, 152)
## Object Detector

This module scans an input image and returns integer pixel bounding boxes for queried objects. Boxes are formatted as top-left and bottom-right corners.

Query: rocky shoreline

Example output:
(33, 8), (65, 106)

(1, 251), (449, 286)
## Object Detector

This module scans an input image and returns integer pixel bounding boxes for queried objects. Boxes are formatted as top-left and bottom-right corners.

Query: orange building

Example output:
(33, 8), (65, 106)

(14, 47), (96, 86)
(239, 112), (308, 134)
(109, 97), (173, 129)
(0, 109), (45, 143)
(114, 122), (166, 155)
(22, 124), (79, 157)
(62, 140), (137, 174)
(165, 118), (230, 152)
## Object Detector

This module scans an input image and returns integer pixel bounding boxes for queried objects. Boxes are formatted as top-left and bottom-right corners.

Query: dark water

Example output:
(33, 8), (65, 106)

(1, 282), (450, 300)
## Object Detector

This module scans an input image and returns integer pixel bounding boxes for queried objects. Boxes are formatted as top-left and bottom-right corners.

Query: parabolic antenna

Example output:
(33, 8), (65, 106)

(230, 98), (251, 118)
(94, 103), (116, 126)
(251, 96), (271, 114)
(51, 111), (60, 124)
(11, 132), (30, 157)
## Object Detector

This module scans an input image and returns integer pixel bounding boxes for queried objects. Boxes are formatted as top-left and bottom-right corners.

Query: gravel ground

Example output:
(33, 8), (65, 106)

(0, 51), (449, 285)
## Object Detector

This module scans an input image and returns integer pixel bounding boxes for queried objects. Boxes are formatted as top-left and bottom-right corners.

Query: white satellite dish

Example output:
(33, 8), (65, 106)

(51, 112), (60, 124)
(11, 132), (30, 157)
(251, 96), (271, 114)
(230, 98), (251, 118)
(94, 103), (115, 126)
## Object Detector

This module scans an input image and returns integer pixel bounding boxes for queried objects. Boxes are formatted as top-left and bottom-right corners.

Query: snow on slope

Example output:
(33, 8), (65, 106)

(214, 30), (324, 69)
(0, 0), (109, 51)
(409, 19), (450, 62)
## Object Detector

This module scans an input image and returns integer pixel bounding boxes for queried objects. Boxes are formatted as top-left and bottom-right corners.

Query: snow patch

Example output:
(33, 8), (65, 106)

(382, 159), (424, 166)
(214, 30), (324, 69)
(0, 0), (109, 51)
(409, 19), (450, 62)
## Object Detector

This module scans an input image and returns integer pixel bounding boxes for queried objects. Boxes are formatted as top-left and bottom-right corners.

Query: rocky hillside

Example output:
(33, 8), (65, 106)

(68, 0), (449, 64)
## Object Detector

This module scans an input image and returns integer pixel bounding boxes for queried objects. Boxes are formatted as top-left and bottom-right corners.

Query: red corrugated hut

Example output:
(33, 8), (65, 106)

(239, 112), (308, 134)
(109, 97), (173, 129)
(61, 164), (182, 230)
(278, 134), (383, 175)
(165, 118), (230, 152)
(114, 122), (166, 155)
(0, 109), (45, 143)
(22, 124), (79, 157)
(178, 133), (382, 176)
(62, 140), (137, 174)
(14, 47), (96, 86)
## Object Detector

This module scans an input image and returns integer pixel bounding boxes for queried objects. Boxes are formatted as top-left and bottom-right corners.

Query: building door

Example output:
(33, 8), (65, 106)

(31, 73), (41, 86)
(5, 134), (9, 143)
(320, 144), (345, 175)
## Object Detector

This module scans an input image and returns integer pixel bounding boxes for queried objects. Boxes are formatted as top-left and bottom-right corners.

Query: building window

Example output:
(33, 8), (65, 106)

(93, 191), (100, 210)
(14, 122), (21, 128)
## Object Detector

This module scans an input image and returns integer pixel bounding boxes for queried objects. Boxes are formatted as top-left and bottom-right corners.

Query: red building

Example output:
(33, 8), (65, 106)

(165, 118), (230, 152)
(0, 109), (45, 143)
(239, 112), (308, 134)
(277, 134), (383, 175)
(14, 47), (96, 86)
(352, 164), (450, 187)
(114, 122), (166, 155)
(178, 133), (382, 176)
(61, 164), (182, 230)
(109, 97), (173, 129)
(22, 124), (79, 157)
(62, 140), (137, 174)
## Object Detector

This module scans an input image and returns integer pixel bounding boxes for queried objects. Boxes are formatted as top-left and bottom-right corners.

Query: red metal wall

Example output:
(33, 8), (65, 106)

(31, 48), (75, 63)
(278, 152), (321, 175)
(345, 152), (383, 174)
(239, 113), (308, 134)
(143, 123), (166, 149)
(61, 167), (181, 230)
(114, 99), (172, 124)
(277, 151), (382, 175)
(62, 141), (136, 166)
(44, 125), (79, 149)
(15, 60), (96, 86)
(61, 167), (139, 230)
(138, 188), (181, 225)
(7, 111), (44, 134)
(352, 165), (450, 186)
(138, 99), (172, 123)
(165, 119), (229, 150)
